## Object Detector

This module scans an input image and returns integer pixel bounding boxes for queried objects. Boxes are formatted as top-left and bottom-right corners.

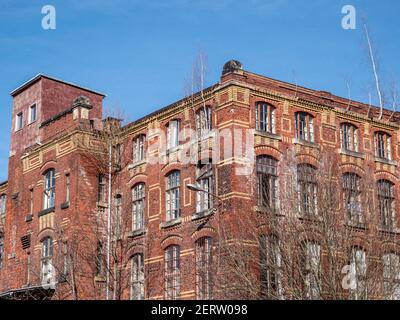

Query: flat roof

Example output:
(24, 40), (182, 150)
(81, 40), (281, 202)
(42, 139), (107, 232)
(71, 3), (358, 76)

(10, 73), (107, 97)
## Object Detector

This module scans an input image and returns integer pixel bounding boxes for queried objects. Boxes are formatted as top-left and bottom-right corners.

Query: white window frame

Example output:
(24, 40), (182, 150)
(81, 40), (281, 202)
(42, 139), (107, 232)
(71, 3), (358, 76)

(166, 171), (180, 221)
(132, 184), (145, 231)
(29, 103), (37, 124)
(43, 169), (55, 210)
(167, 120), (180, 150)
(16, 112), (23, 131)
(131, 253), (145, 300)
(133, 135), (146, 163)
(41, 237), (54, 285)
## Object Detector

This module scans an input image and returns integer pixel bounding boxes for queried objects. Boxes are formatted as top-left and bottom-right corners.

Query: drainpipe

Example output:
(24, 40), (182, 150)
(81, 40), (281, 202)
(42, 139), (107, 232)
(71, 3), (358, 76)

(106, 141), (112, 300)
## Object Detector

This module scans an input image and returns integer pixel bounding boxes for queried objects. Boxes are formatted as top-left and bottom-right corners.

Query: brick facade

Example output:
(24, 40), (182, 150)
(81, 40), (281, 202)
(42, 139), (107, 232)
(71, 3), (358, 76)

(0, 62), (400, 300)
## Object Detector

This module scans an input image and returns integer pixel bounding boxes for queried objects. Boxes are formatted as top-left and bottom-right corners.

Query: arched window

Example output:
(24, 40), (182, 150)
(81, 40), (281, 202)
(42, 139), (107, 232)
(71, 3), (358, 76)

(256, 102), (276, 134)
(377, 180), (395, 230)
(133, 134), (146, 163)
(43, 169), (55, 209)
(166, 171), (181, 221)
(302, 241), (321, 300)
(130, 253), (145, 300)
(195, 161), (214, 214)
(132, 183), (145, 231)
(256, 156), (279, 212)
(165, 245), (180, 300)
(41, 237), (54, 285)
(297, 164), (317, 216)
(340, 123), (359, 152)
(349, 247), (367, 299)
(260, 234), (282, 299)
(375, 131), (392, 160)
(195, 237), (213, 300)
(383, 252), (400, 300)
(295, 112), (314, 142)
(0, 194), (6, 217)
(196, 106), (212, 136)
(342, 173), (362, 224)
(167, 119), (180, 150)
(0, 233), (4, 269)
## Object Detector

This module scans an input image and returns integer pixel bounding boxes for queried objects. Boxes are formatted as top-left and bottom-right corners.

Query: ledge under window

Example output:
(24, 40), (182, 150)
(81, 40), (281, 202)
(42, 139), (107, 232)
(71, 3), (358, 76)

(128, 160), (147, 170)
(38, 207), (55, 217)
(60, 202), (70, 210)
(293, 138), (319, 149)
(339, 149), (365, 159)
(192, 210), (214, 221)
(375, 157), (397, 166)
(255, 130), (282, 141)
(161, 218), (182, 229)
(128, 228), (146, 238)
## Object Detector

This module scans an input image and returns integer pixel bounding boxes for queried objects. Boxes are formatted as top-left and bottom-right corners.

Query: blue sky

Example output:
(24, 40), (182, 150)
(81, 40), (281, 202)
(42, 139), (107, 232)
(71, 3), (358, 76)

(0, 0), (399, 181)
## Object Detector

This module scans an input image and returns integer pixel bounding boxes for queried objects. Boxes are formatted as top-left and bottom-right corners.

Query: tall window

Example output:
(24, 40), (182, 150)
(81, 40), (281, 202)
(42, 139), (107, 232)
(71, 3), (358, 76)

(41, 237), (53, 285)
(167, 120), (180, 149)
(114, 144), (122, 169)
(196, 237), (213, 300)
(131, 253), (145, 300)
(166, 171), (180, 221)
(43, 169), (55, 209)
(196, 107), (212, 136)
(98, 174), (106, 203)
(260, 234), (282, 299)
(16, 112), (23, 130)
(256, 102), (276, 134)
(349, 247), (367, 299)
(375, 132), (391, 160)
(133, 135), (146, 162)
(0, 234), (4, 269)
(377, 180), (396, 230)
(295, 112), (314, 143)
(383, 253), (400, 300)
(65, 174), (70, 203)
(114, 194), (122, 239)
(303, 241), (321, 300)
(196, 162), (213, 213)
(132, 183), (145, 231)
(297, 164), (317, 216)
(165, 245), (180, 299)
(0, 194), (6, 216)
(256, 156), (279, 212)
(340, 123), (359, 152)
(343, 173), (362, 224)
(29, 189), (34, 214)
(29, 103), (37, 123)
(95, 241), (105, 276)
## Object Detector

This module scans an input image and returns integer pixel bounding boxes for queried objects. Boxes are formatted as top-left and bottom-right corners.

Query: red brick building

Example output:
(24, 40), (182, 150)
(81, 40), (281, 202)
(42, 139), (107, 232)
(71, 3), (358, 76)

(0, 61), (400, 300)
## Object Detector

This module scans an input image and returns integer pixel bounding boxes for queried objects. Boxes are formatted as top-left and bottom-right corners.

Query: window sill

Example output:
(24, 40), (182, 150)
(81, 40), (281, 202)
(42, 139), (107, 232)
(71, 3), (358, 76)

(128, 228), (146, 238)
(339, 149), (365, 159)
(25, 214), (33, 222)
(161, 218), (182, 229)
(254, 206), (282, 216)
(94, 275), (106, 283)
(128, 160), (147, 170)
(375, 157), (397, 166)
(38, 207), (55, 217)
(60, 202), (69, 210)
(166, 145), (183, 155)
(255, 131), (282, 141)
(96, 201), (108, 208)
(379, 226), (400, 234)
(345, 221), (367, 230)
(293, 138), (319, 149)
(192, 210), (215, 221)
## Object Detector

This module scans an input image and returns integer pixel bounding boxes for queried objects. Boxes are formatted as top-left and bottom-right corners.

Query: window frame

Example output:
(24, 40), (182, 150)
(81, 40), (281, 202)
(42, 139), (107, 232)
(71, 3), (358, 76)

(167, 119), (180, 150)
(195, 237), (213, 300)
(297, 164), (318, 217)
(377, 179), (396, 230)
(133, 134), (146, 163)
(196, 106), (212, 137)
(29, 103), (37, 124)
(255, 102), (276, 134)
(132, 183), (145, 231)
(340, 123), (359, 152)
(41, 237), (54, 285)
(260, 234), (282, 299)
(295, 112), (314, 143)
(256, 155), (279, 212)
(375, 131), (392, 160)
(166, 171), (181, 221)
(165, 245), (181, 300)
(130, 253), (145, 300)
(0, 194), (6, 216)
(16, 112), (23, 131)
(43, 169), (56, 210)
(342, 173), (363, 225)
